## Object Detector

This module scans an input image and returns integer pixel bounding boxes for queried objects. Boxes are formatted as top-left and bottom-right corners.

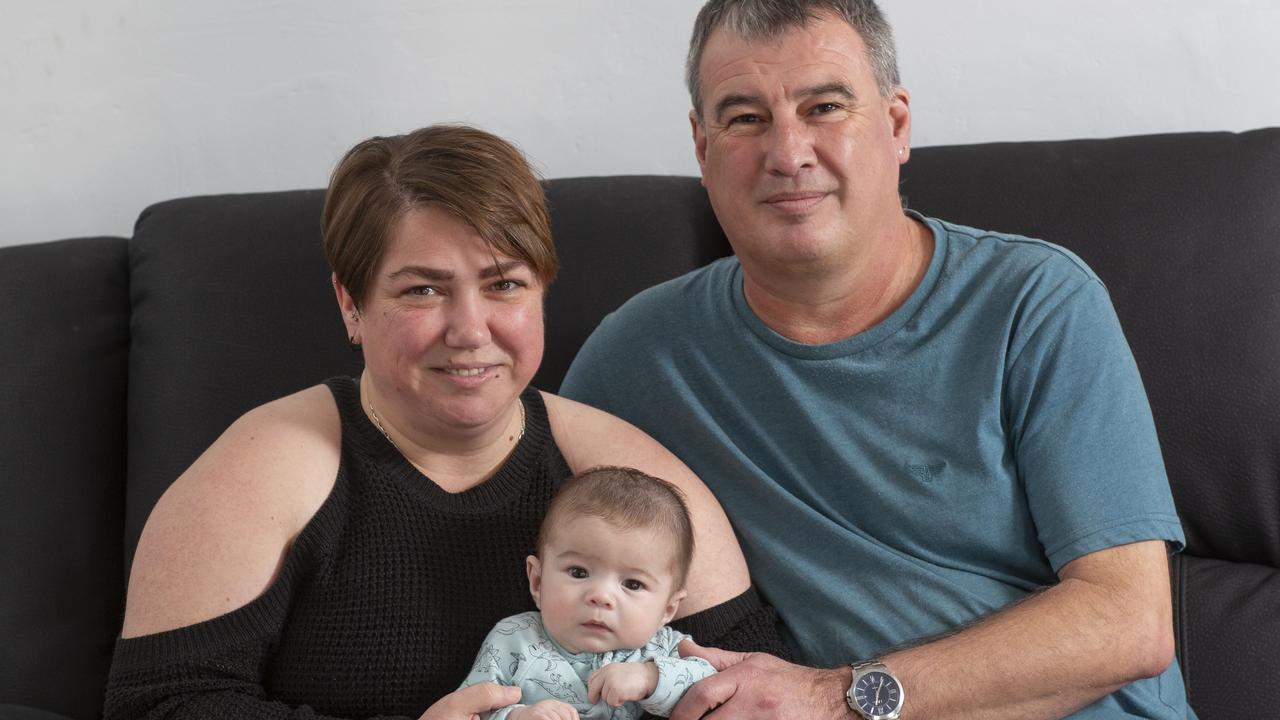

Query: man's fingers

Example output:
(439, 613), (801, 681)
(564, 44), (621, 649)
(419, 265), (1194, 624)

(677, 638), (750, 671)
(669, 671), (738, 720)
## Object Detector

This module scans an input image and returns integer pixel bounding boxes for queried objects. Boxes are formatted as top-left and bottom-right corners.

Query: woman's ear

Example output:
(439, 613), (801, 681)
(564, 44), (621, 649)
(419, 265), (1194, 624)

(526, 555), (543, 609)
(333, 273), (361, 345)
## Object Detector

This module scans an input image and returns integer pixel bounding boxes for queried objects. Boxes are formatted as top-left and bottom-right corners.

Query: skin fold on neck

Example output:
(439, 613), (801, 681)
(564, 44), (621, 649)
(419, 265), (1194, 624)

(740, 212), (934, 345)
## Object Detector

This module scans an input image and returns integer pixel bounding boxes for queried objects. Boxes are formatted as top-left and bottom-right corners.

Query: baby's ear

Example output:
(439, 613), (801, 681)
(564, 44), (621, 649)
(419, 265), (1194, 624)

(526, 555), (543, 609)
(662, 588), (688, 625)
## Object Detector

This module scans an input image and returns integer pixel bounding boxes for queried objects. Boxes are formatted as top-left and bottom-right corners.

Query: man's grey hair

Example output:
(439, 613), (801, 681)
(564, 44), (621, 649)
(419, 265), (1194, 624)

(686, 0), (901, 120)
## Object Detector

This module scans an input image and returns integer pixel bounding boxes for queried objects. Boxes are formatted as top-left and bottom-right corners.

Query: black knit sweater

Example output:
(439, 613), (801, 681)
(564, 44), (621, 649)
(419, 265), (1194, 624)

(104, 377), (787, 719)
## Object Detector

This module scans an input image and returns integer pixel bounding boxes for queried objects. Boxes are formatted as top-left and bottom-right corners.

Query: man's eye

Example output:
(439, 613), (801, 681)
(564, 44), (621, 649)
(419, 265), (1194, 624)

(567, 567), (588, 579)
(729, 113), (762, 125)
(491, 279), (521, 292)
(813, 102), (841, 114)
(622, 579), (646, 591)
(407, 286), (439, 296)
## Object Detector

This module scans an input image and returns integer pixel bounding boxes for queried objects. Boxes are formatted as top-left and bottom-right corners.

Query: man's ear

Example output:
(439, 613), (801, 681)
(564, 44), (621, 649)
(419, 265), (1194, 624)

(888, 85), (912, 164)
(690, 110), (709, 185)
(526, 555), (543, 609)
(662, 588), (688, 625)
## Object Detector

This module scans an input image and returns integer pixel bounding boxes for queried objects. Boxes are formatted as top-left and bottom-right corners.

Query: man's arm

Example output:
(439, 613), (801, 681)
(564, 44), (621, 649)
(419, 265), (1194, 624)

(671, 540), (1174, 720)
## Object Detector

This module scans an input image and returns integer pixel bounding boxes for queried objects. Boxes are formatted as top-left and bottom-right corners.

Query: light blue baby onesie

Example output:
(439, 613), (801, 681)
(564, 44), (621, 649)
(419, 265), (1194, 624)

(459, 611), (716, 719)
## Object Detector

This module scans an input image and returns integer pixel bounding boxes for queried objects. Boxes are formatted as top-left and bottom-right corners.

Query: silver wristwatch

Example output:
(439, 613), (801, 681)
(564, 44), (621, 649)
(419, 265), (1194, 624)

(845, 660), (905, 719)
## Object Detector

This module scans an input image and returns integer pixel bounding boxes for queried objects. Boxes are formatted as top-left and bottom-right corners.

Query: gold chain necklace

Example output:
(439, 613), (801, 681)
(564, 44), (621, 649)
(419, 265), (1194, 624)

(367, 398), (526, 451)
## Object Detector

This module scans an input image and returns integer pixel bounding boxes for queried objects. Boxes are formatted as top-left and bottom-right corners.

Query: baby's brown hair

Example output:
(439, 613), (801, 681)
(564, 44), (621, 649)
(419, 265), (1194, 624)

(538, 466), (695, 589)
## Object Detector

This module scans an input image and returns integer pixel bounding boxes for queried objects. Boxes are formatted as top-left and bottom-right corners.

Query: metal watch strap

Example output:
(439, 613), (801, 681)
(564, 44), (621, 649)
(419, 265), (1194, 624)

(846, 660), (903, 720)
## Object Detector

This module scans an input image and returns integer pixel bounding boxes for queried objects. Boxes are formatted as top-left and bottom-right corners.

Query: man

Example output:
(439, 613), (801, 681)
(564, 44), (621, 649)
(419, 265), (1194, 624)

(561, 1), (1195, 719)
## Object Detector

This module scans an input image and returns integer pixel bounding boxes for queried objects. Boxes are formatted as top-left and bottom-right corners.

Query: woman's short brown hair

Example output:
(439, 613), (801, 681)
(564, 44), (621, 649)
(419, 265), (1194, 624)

(322, 124), (557, 307)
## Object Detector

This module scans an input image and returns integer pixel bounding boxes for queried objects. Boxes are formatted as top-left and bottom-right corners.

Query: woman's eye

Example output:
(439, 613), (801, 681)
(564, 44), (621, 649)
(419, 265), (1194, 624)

(623, 579), (646, 591)
(568, 566), (588, 579)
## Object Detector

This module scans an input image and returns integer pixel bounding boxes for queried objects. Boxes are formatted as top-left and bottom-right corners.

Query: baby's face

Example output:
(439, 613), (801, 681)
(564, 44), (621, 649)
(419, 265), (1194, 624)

(528, 515), (686, 654)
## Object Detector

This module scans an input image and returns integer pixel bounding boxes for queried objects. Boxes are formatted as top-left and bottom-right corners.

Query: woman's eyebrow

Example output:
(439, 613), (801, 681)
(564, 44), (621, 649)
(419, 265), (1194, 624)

(388, 265), (452, 281)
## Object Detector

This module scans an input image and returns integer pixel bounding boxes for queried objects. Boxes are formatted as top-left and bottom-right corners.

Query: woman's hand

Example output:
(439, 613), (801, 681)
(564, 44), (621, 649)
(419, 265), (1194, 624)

(587, 661), (659, 707)
(507, 699), (580, 720)
(419, 683), (522, 720)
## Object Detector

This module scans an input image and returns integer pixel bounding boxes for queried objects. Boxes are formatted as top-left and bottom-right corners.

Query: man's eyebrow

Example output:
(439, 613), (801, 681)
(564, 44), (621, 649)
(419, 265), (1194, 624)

(711, 83), (857, 121)
(800, 82), (857, 101)
(713, 93), (762, 122)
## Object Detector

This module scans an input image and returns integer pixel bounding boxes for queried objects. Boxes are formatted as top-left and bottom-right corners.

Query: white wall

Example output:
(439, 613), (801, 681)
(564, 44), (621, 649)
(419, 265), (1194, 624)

(4, 1), (1277, 248)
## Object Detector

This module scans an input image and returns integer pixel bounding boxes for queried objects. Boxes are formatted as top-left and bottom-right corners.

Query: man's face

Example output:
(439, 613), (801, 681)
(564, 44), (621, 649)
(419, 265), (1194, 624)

(691, 14), (911, 279)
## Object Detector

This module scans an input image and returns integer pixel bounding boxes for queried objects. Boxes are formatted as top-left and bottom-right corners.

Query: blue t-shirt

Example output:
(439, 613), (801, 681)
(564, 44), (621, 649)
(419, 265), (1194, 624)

(561, 214), (1194, 718)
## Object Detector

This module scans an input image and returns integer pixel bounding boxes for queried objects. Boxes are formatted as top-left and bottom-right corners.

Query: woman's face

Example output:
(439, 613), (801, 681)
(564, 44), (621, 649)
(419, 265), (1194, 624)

(343, 203), (544, 437)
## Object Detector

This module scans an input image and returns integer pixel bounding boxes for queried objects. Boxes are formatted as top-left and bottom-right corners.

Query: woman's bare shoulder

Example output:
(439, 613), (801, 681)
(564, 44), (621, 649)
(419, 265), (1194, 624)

(540, 391), (660, 471)
(121, 384), (342, 638)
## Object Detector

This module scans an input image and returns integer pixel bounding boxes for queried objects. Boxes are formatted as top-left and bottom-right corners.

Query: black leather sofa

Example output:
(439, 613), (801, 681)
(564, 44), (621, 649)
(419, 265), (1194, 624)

(2, 128), (1277, 720)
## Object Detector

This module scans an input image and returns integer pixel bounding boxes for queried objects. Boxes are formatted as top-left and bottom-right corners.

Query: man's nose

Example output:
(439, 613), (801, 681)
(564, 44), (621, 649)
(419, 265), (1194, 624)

(764, 117), (817, 176)
(444, 295), (491, 349)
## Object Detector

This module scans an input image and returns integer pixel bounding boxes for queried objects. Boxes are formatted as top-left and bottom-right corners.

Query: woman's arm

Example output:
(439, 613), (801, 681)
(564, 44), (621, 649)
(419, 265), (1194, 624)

(110, 385), (524, 720)
(542, 393), (750, 616)
(108, 388), (348, 719)
(120, 387), (339, 639)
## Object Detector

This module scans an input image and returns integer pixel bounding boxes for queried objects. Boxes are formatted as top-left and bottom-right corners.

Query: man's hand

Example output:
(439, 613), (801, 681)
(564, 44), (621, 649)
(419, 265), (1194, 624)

(419, 682), (522, 720)
(508, 699), (580, 720)
(587, 661), (659, 707)
(669, 640), (851, 720)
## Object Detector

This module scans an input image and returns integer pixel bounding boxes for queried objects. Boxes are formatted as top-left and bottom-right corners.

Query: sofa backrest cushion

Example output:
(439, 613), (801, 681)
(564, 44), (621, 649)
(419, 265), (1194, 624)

(540, 176), (731, 390)
(0, 237), (129, 720)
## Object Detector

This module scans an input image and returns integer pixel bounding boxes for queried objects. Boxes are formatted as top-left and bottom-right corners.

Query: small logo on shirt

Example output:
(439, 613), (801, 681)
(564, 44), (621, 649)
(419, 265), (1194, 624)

(907, 462), (946, 483)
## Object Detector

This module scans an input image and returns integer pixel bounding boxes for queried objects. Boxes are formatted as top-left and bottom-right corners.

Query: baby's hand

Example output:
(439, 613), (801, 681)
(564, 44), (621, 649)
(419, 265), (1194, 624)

(508, 699), (579, 720)
(587, 661), (659, 707)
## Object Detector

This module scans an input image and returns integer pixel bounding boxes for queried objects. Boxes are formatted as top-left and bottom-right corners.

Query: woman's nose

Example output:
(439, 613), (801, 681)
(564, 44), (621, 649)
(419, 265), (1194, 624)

(444, 296), (491, 349)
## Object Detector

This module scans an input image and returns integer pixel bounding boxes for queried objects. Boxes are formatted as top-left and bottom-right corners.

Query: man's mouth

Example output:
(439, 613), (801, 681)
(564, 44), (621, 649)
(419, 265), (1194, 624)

(762, 191), (828, 213)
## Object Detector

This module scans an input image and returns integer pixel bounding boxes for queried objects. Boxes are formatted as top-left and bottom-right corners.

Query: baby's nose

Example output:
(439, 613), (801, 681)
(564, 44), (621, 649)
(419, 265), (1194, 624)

(587, 586), (615, 608)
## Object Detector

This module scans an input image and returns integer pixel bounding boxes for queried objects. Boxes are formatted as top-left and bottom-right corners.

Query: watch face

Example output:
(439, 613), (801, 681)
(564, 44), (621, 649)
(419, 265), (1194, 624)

(852, 670), (902, 717)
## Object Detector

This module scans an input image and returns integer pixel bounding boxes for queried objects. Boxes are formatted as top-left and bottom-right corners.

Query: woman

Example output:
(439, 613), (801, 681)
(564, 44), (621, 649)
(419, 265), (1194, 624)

(104, 125), (781, 720)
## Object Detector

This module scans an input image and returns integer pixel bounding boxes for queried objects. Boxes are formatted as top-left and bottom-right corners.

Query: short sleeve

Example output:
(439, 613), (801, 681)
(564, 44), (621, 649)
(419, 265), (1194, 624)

(1004, 278), (1185, 571)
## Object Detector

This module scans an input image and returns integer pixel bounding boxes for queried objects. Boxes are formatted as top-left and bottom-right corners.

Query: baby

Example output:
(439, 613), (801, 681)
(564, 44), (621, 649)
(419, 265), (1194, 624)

(459, 466), (716, 720)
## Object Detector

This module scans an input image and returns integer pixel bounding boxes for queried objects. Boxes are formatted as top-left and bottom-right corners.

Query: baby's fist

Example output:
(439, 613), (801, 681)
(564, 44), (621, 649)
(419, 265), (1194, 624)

(587, 662), (659, 707)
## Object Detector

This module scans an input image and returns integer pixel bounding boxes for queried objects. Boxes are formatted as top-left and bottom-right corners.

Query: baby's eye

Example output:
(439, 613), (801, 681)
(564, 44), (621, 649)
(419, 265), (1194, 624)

(567, 566), (588, 579)
(622, 579), (646, 591)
